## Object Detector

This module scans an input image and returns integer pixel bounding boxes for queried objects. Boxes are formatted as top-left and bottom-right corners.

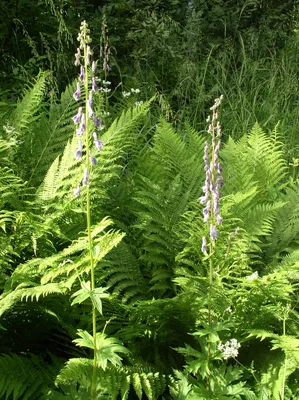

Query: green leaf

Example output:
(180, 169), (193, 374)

(71, 281), (91, 306)
(90, 287), (110, 315)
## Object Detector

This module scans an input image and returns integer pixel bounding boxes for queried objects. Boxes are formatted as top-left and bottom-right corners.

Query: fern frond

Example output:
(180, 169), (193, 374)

(29, 82), (79, 184)
(8, 72), (48, 134)
(56, 359), (168, 400)
(0, 353), (63, 400)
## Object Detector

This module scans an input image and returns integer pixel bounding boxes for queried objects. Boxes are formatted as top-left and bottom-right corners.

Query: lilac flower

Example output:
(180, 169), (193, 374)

(79, 65), (85, 82)
(75, 140), (83, 160)
(92, 61), (97, 74)
(74, 184), (81, 198)
(90, 154), (97, 165)
(92, 115), (101, 128)
(88, 91), (94, 118)
(74, 48), (81, 66)
(201, 236), (207, 253)
(73, 82), (81, 101)
(210, 224), (219, 241)
(82, 168), (89, 185)
(72, 106), (83, 124)
(92, 77), (98, 92)
(93, 132), (103, 151)
(76, 113), (86, 137)
(203, 200), (210, 223)
(86, 45), (92, 65)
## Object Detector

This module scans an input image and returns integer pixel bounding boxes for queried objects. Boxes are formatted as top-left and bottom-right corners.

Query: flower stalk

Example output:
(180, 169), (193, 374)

(73, 21), (103, 400)
(200, 95), (224, 387)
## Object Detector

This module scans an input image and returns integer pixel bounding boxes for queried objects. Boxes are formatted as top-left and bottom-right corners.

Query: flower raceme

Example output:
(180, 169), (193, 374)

(201, 95), (224, 252)
(72, 21), (104, 197)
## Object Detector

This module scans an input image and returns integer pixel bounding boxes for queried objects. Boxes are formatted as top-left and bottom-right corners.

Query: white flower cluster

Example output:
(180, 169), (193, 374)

(135, 101), (143, 106)
(100, 87), (111, 93)
(122, 87), (141, 97)
(218, 338), (241, 360)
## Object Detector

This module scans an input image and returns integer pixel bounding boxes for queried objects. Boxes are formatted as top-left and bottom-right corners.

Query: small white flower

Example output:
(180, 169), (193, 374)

(102, 111), (110, 116)
(131, 88), (140, 93)
(225, 306), (232, 313)
(135, 101), (143, 106)
(102, 80), (111, 85)
(122, 91), (131, 97)
(247, 271), (259, 281)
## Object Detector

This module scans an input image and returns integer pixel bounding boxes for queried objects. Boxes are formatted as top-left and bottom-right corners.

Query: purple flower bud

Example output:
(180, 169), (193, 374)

(75, 140), (82, 160)
(216, 214), (223, 225)
(73, 82), (81, 101)
(92, 116), (101, 128)
(76, 113), (86, 137)
(90, 155), (97, 165)
(210, 224), (219, 241)
(203, 200), (210, 223)
(74, 48), (81, 66)
(74, 184), (81, 198)
(72, 106), (82, 124)
(86, 45), (92, 65)
(200, 193), (208, 205)
(93, 132), (103, 151)
(201, 236), (207, 253)
(92, 61), (97, 74)
(79, 65), (85, 82)
(82, 168), (89, 185)
(88, 91), (94, 118)
(95, 139), (103, 151)
(92, 77), (98, 92)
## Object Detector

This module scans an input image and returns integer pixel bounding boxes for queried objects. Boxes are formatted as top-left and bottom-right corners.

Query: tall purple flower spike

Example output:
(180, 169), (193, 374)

(73, 21), (104, 198)
(201, 95), (224, 250)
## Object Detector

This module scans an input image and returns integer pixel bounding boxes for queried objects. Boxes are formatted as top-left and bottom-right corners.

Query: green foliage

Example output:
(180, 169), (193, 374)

(0, 353), (63, 400)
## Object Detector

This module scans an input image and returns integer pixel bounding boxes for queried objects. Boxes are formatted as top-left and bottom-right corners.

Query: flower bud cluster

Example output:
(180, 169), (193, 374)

(201, 95), (224, 252)
(218, 338), (241, 360)
(73, 21), (103, 198)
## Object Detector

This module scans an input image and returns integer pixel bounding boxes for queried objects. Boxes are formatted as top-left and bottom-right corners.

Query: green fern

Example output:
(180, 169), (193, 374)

(0, 352), (63, 400)
(56, 359), (168, 400)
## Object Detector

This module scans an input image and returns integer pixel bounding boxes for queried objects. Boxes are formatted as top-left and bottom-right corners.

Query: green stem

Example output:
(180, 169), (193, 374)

(281, 316), (287, 400)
